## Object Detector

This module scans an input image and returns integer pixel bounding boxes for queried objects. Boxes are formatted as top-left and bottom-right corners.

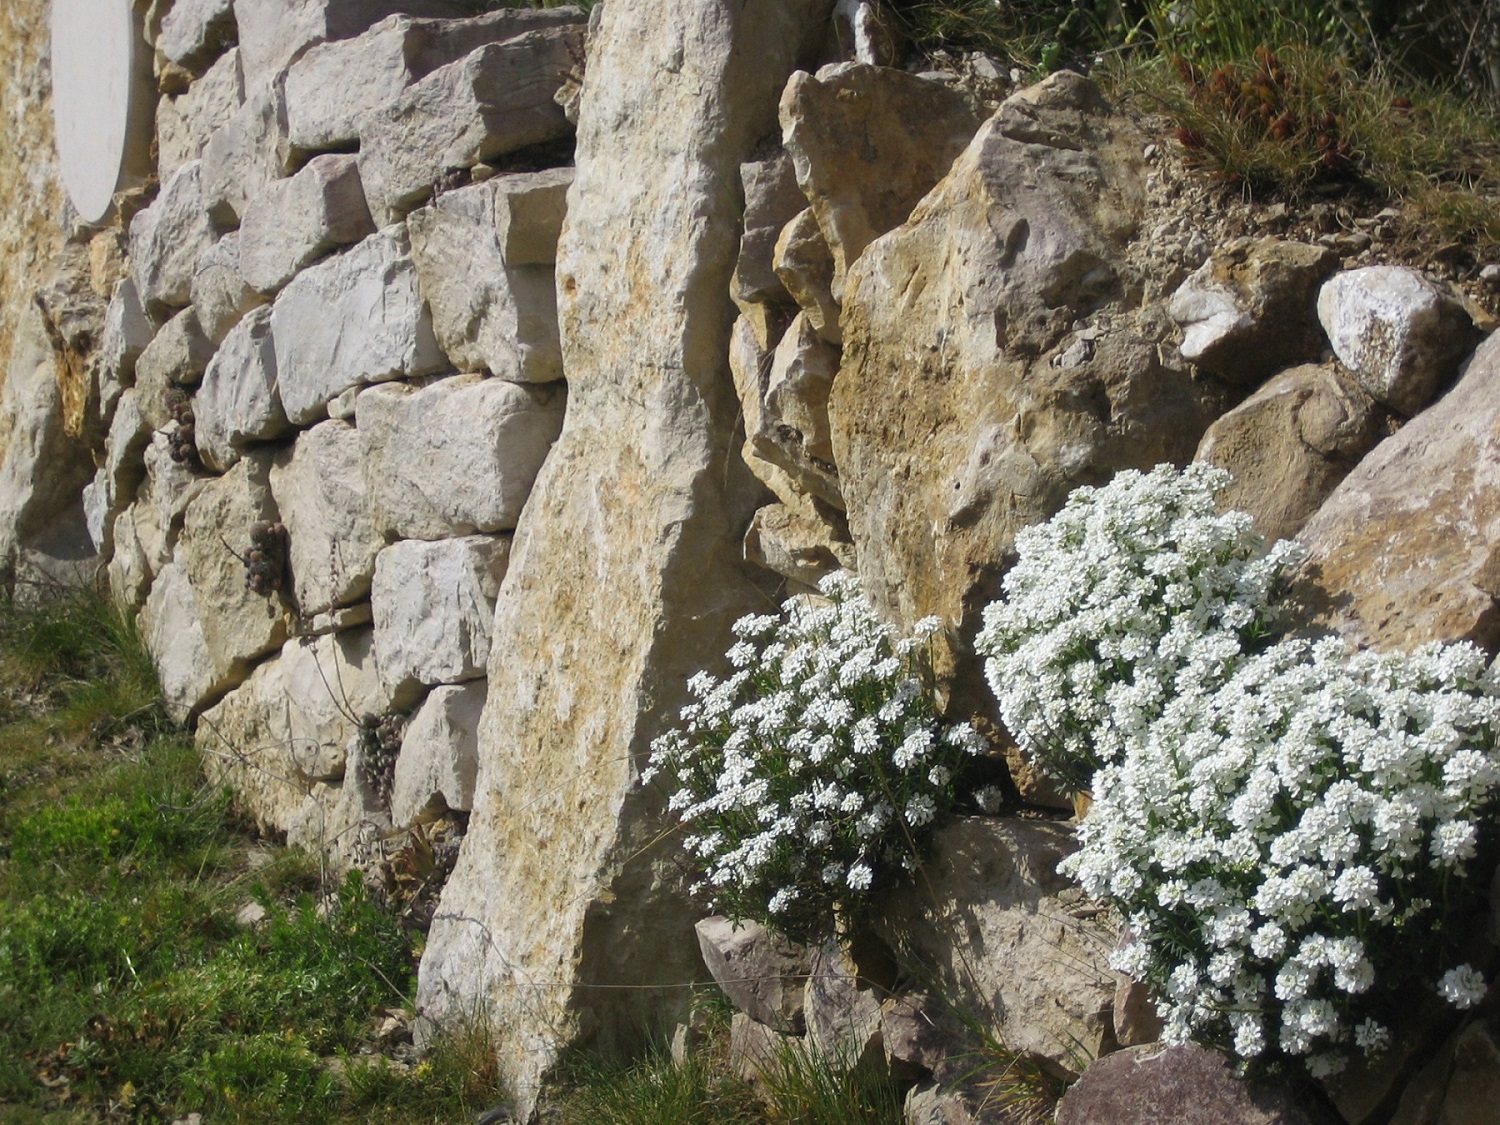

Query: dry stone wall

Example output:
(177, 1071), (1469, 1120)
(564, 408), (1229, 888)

(6, 0), (1500, 1121)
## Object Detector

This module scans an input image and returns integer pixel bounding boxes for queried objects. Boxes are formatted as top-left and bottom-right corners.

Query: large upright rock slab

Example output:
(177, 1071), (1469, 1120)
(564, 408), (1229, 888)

(408, 170), (571, 380)
(779, 63), (980, 298)
(415, 1), (833, 1112)
(283, 6), (585, 156)
(1291, 330), (1500, 650)
(831, 72), (1227, 653)
(358, 375), (566, 540)
(357, 28), (584, 225)
(271, 226), (446, 424)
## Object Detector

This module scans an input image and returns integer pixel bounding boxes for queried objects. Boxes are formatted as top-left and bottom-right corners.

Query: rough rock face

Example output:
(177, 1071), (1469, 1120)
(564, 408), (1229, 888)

(193, 305), (288, 472)
(415, 0), (833, 1111)
(238, 153), (375, 294)
(192, 232), (267, 344)
(1196, 362), (1386, 544)
(391, 680), (486, 825)
(281, 628), (386, 783)
(131, 161), (221, 318)
(156, 48), (243, 182)
(200, 77), (293, 226)
(1292, 330), (1500, 650)
(142, 558), (218, 721)
(832, 72), (1227, 658)
(695, 917), (811, 1034)
(876, 818), (1113, 1078)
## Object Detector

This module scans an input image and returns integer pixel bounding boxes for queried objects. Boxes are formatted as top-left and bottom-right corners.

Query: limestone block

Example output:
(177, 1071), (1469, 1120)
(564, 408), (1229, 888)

(875, 818), (1113, 1077)
(832, 72), (1227, 655)
(97, 277), (153, 404)
(158, 0), (236, 75)
(1167, 237), (1337, 385)
(133, 308), (213, 428)
(157, 48), (245, 182)
(732, 153), (804, 317)
(239, 154), (375, 294)
(753, 311), (841, 506)
(695, 917), (810, 1034)
(192, 231), (268, 344)
(780, 63), (979, 298)
(269, 419), (382, 616)
(1055, 1044), (1329, 1125)
(136, 430), (210, 575)
(141, 559), (219, 721)
(1292, 330), (1500, 650)
(414, 0), (834, 1110)
(1196, 362), (1384, 544)
(1317, 264), (1482, 416)
(194, 655), (305, 834)
(284, 6), (585, 157)
(773, 208), (840, 345)
(357, 28), (583, 226)
(178, 452), (292, 686)
(200, 76), (291, 226)
(86, 388), (152, 550)
(271, 226), (446, 425)
(194, 306), (289, 471)
(130, 160), (220, 317)
(371, 534), (509, 705)
(803, 939), (884, 1068)
(743, 502), (854, 588)
(391, 680), (486, 825)
(232, 0), (481, 88)
(282, 627), (387, 783)
(108, 506), (153, 609)
(358, 375), (566, 540)
(407, 172), (569, 380)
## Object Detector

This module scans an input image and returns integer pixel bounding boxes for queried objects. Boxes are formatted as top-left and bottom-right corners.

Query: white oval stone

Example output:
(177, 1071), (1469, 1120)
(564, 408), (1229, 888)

(50, 0), (155, 223)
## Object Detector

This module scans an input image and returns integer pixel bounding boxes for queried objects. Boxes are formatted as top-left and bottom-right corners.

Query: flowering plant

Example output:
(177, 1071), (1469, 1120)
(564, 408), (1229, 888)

(975, 462), (1304, 790)
(646, 573), (985, 940)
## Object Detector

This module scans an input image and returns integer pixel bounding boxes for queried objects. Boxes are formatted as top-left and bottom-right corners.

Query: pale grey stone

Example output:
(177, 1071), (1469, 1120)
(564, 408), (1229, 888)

(200, 77), (291, 226)
(371, 534), (509, 706)
(407, 172), (569, 380)
(773, 208), (839, 346)
(108, 505), (153, 609)
(282, 627), (387, 783)
(358, 375), (565, 540)
(159, 0), (237, 74)
(391, 680), (486, 825)
(357, 28), (583, 226)
(272, 226), (446, 425)
(192, 231), (268, 344)
(284, 7), (585, 156)
(296, 601), (373, 637)
(732, 154), (803, 314)
(136, 430), (210, 577)
(756, 310), (841, 507)
(97, 277), (153, 408)
(194, 655), (306, 834)
(130, 160), (220, 317)
(269, 419), (382, 616)
(239, 154), (375, 294)
(134, 308), (213, 429)
(194, 306), (288, 471)
(140, 558), (218, 721)
(157, 48), (244, 182)
(84, 388), (152, 552)
(695, 917), (810, 1034)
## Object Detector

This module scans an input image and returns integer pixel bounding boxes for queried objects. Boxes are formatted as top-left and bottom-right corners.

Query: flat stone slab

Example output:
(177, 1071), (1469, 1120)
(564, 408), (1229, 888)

(130, 160), (220, 317)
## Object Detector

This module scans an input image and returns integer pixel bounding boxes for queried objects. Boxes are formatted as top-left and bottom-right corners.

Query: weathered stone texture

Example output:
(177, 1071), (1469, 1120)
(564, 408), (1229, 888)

(142, 558), (219, 721)
(358, 375), (565, 540)
(415, 1), (833, 1112)
(238, 153), (374, 294)
(200, 77), (291, 226)
(157, 48), (244, 182)
(695, 917), (810, 1034)
(192, 231), (268, 344)
(391, 680), (486, 825)
(194, 305), (288, 471)
(130, 161), (220, 317)
(158, 0), (236, 75)
(282, 628), (387, 783)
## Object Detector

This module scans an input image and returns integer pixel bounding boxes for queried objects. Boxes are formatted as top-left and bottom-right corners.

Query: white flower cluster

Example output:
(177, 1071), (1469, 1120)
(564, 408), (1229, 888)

(975, 462), (1304, 788)
(646, 572), (985, 938)
(980, 464), (1500, 1073)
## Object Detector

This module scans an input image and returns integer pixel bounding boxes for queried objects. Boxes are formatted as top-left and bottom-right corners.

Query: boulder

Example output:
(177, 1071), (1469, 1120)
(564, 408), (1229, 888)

(1196, 362), (1386, 544)
(407, 170), (571, 380)
(1167, 238), (1337, 385)
(271, 225), (446, 425)
(414, 0), (833, 1110)
(282, 627), (387, 783)
(779, 63), (980, 299)
(141, 558), (220, 721)
(694, 916), (811, 1034)
(194, 305), (289, 471)
(83, 388), (151, 551)
(831, 72), (1227, 664)
(283, 6), (585, 157)
(774, 207), (840, 345)
(804, 938), (885, 1068)
(731, 153), (805, 323)
(1113, 976), (1165, 1049)
(743, 501), (854, 589)
(130, 160), (220, 317)
(1055, 1043), (1335, 1125)
(357, 375), (566, 540)
(158, 0), (236, 75)
(750, 311), (842, 506)
(133, 308), (213, 429)
(231, 0), (481, 87)
(1292, 330), (1500, 650)
(135, 430), (210, 578)
(238, 153), (375, 293)
(356, 28), (584, 226)
(96, 277), (153, 408)
(156, 47), (244, 182)
(194, 654), (305, 833)
(192, 231), (268, 344)
(875, 817), (1113, 1077)
(108, 505), (153, 609)
(269, 419), (382, 616)
(1317, 265), (1482, 417)
(391, 680), (486, 825)
(371, 534), (509, 706)
(200, 76), (291, 226)
(177, 452), (292, 686)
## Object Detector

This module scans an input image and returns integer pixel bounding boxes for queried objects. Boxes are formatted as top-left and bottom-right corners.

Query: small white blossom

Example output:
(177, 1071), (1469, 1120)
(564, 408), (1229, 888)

(1438, 965), (1488, 1009)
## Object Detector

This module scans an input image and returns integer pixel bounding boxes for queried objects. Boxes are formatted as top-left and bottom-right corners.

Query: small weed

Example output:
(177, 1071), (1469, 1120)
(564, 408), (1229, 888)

(756, 1038), (904, 1125)
(554, 1044), (763, 1125)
